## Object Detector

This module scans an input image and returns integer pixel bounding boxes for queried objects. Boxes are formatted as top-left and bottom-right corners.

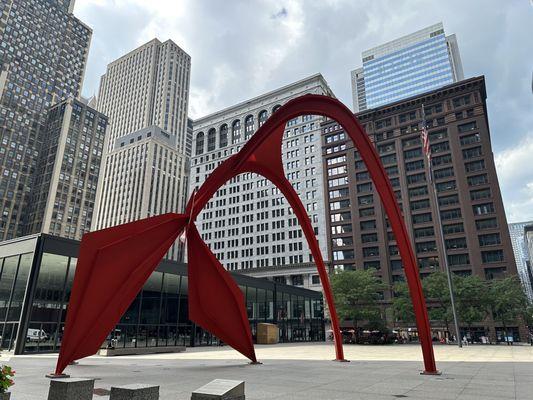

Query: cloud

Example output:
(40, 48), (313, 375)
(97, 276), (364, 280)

(495, 135), (533, 223)
(73, 0), (533, 222)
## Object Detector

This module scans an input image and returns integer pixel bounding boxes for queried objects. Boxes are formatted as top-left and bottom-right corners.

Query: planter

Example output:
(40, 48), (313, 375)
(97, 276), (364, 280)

(0, 392), (11, 400)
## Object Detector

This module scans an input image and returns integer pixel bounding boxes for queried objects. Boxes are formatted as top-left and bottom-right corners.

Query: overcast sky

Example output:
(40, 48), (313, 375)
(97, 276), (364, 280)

(74, 0), (533, 223)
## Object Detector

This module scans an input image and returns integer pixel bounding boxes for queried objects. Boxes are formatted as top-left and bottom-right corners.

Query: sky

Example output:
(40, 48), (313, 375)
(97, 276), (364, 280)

(73, 0), (533, 223)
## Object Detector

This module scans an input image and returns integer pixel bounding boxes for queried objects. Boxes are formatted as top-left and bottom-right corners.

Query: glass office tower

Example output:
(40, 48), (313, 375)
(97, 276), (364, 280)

(351, 23), (464, 111)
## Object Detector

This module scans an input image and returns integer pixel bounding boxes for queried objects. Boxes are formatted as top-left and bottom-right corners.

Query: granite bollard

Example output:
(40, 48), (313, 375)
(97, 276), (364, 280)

(191, 379), (245, 400)
(110, 383), (159, 400)
(47, 378), (95, 400)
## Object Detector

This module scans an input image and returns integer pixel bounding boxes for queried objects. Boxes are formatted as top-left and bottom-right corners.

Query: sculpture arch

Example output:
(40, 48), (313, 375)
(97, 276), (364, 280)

(54, 95), (437, 375)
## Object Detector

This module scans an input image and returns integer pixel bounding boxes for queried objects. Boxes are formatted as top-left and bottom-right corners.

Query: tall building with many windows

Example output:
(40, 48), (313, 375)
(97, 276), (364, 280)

(25, 98), (107, 240)
(97, 38), (191, 155)
(323, 76), (522, 338)
(93, 39), (191, 261)
(351, 23), (464, 112)
(509, 221), (533, 301)
(0, 0), (92, 240)
(190, 74), (334, 289)
(323, 76), (516, 289)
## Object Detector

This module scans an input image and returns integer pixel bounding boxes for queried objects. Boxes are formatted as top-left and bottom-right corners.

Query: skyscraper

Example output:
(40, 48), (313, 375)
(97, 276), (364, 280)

(93, 39), (191, 261)
(324, 76), (516, 286)
(26, 98), (108, 240)
(97, 38), (191, 155)
(351, 23), (464, 112)
(323, 75), (522, 339)
(0, 0), (92, 240)
(189, 74), (334, 289)
(509, 221), (533, 301)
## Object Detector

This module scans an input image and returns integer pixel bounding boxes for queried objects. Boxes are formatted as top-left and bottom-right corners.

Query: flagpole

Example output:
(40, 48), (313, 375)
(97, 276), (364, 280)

(421, 104), (462, 348)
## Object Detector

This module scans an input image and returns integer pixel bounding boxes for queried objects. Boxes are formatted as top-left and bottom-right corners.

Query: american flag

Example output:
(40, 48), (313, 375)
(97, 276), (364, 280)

(421, 105), (431, 162)
(421, 124), (430, 161)
(421, 105), (432, 182)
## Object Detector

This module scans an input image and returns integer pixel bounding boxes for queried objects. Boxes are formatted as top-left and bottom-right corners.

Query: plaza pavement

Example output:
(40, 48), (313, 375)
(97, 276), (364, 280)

(3, 342), (533, 399)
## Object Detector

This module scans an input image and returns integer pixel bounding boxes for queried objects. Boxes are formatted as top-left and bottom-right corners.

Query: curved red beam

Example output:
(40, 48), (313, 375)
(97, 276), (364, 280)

(55, 94), (437, 375)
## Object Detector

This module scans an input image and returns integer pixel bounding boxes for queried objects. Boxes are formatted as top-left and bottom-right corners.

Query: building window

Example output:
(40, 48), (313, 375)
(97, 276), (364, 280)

(412, 213), (432, 224)
(244, 115), (254, 140)
(404, 148), (422, 160)
(414, 227), (435, 238)
(360, 220), (376, 231)
(458, 121), (477, 133)
(207, 128), (216, 151)
(410, 199), (430, 211)
(470, 188), (491, 201)
(473, 202), (495, 216)
(195, 132), (204, 155)
(219, 124), (228, 148)
(462, 146), (482, 159)
(460, 133), (481, 146)
(291, 275), (304, 286)
(478, 233), (501, 247)
(465, 160), (485, 172)
(232, 120), (241, 144)
(445, 237), (467, 250)
(442, 223), (464, 234)
(436, 180), (456, 192)
(361, 233), (378, 243)
(409, 186), (428, 197)
(476, 218), (498, 230)
(363, 261), (380, 270)
(481, 250), (504, 263)
(416, 241), (437, 253)
(448, 254), (470, 266)
(440, 208), (462, 220)
(380, 154), (397, 164)
(434, 167), (454, 179)
(467, 174), (488, 187)
(258, 110), (268, 127)
(432, 154), (452, 167)
(363, 247), (379, 257)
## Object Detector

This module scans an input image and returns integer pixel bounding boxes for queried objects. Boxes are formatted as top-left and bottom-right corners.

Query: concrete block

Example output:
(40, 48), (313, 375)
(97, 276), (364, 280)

(110, 383), (159, 400)
(47, 378), (95, 400)
(191, 379), (245, 399)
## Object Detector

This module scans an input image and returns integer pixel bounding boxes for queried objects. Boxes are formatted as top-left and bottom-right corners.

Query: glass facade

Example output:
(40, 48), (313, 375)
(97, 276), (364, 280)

(0, 252), (33, 349)
(363, 34), (454, 109)
(0, 234), (325, 354)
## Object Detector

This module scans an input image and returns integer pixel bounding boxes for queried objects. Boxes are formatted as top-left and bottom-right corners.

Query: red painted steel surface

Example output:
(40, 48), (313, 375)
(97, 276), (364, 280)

(55, 94), (437, 375)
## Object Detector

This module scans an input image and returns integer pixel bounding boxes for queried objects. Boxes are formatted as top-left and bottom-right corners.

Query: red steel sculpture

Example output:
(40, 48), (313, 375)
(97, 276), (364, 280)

(54, 94), (438, 375)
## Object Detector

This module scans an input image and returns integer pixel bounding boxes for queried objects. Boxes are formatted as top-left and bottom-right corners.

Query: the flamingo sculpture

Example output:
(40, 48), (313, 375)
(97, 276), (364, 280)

(54, 94), (438, 375)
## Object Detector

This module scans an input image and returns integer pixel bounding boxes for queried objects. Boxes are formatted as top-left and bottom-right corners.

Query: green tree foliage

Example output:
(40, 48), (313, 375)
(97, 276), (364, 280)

(454, 275), (489, 336)
(489, 276), (528, 340)
(391, 282), (415, 325)
(331, 269), (385, 333)
(422, 272), (452, 332)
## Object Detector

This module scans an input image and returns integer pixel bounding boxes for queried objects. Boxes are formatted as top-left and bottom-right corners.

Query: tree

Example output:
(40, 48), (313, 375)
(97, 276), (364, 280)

(331, 269), (385, 338)
(422, 272), (453, 336)
(489, 276), (528, 343)
(454, 275), (489, 340)
(391, 282), (415, 326)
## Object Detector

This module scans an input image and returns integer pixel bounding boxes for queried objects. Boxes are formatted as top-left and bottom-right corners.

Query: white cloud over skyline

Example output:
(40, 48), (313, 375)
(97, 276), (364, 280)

(73, 0), (533, 222)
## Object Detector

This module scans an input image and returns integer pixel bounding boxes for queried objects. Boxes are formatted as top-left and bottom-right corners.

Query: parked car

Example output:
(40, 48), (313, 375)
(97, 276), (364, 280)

(26, 328), (48, 342)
